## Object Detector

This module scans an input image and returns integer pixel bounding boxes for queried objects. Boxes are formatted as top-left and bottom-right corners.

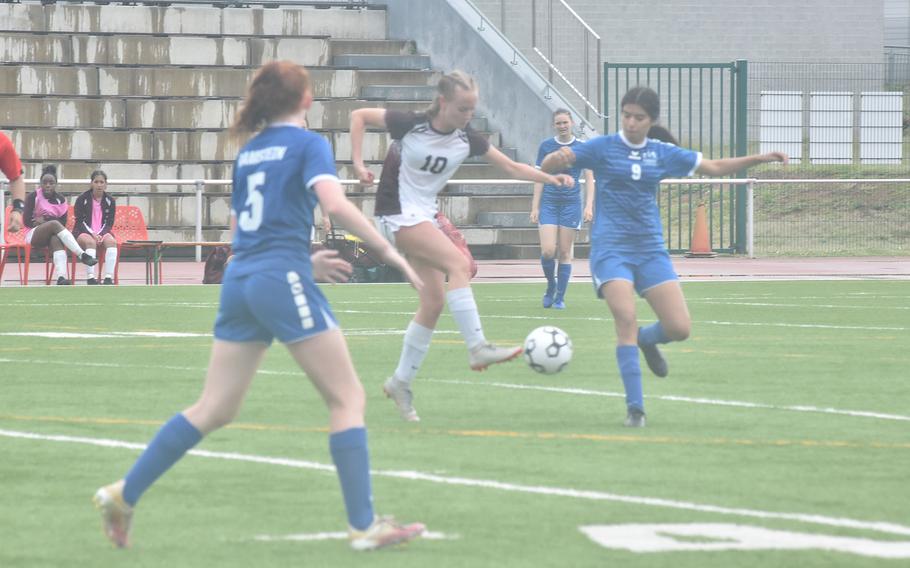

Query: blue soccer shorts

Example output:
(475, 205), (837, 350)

(538, 196), (582, 229)
(214, 266), (337, 345)
(590, 248), (678, 298)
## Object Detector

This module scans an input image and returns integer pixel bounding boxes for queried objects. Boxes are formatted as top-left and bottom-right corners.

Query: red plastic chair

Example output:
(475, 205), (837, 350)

(0, 206), (31, 285)
(111, 206), (151, 285)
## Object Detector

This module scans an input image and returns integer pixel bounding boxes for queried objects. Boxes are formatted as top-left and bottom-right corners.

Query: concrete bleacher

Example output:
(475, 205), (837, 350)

(0, 1), (550, 259)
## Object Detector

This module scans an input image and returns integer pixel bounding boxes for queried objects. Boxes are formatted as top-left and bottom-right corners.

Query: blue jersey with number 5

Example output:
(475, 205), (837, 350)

(572, 132), (701, 253)
(230, 124), (338, 276)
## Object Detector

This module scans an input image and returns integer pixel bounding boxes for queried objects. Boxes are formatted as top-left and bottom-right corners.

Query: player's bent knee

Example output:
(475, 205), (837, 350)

(665, 321), (691, 341)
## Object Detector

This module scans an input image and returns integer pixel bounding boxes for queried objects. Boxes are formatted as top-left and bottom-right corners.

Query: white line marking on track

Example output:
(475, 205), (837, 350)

(1, 428), (908, 538)
(1, 357), (906, 422)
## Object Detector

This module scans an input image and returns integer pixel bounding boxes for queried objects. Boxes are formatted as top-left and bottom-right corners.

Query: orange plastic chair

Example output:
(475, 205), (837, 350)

(111, 205), (152, 285)
(0, 206), (31, 285)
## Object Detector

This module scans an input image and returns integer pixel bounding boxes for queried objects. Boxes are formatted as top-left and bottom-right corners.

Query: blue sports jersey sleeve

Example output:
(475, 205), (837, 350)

(660, 143), (702, 178)
(570, 136), (606, 171)
(302, 135), (339, 190)
(535, 141), (547, 168)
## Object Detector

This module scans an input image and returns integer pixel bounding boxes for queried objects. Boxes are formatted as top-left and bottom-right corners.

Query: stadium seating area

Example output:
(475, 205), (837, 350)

(0, 0), (586, 258)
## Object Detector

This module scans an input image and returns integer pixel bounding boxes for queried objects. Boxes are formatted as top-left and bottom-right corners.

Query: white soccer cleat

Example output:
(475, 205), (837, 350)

(93, 480), (134, 548)
(468, 343), (523, 371)
(383, 378), (420, 422)
(349, 515), (426, 551)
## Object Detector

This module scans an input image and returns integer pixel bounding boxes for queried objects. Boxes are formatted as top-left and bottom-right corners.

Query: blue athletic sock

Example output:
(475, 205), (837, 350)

(541, 257), (556, 296)
(122, 413), (202, 506)
(329, 427), (374, 531)
(638, 322), (670, 346)
(555, 263), (572, 301)
(616, 345), (644, 411)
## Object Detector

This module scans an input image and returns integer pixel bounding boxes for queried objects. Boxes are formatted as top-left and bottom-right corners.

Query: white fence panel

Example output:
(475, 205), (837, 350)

(860, 91), (903, 164)
(809, 92), (853, 164)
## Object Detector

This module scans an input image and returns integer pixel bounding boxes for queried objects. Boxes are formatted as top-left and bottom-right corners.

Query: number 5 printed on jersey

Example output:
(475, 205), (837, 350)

(239, 171), (265, 231)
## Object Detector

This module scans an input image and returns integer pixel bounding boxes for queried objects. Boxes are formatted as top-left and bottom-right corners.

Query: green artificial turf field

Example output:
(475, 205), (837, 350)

(1, 280), (907, 567)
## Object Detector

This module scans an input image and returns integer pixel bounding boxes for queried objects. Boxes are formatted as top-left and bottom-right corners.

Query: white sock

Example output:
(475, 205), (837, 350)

(393, 321), (434, 385)
(85, 249), (96, 278)
(446, 287), (486, 351)
(53, 250), (68, 279)
(56, 228), (85, 256)
(103, 247), (118, 278)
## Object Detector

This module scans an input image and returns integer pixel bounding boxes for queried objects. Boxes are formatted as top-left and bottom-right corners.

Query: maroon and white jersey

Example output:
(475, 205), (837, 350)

(375, 110), (489, 219)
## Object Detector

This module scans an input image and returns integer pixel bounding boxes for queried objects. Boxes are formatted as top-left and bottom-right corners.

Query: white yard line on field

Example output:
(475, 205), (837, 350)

(427, 379), (910, 422)
(1, 356), (907, 422)
(1, 427), (908, 538)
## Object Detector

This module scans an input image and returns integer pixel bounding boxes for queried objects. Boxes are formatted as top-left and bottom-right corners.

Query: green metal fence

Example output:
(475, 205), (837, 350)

(603, 61), (748, 253)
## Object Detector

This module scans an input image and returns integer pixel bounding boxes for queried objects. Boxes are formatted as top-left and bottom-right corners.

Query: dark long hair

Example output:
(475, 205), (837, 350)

(622, 86), (680, 144)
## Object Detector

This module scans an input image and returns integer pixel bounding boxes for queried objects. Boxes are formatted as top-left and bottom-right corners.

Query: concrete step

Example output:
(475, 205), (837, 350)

(470, 243), (591, 260)
(0, 33), (333, 67)
(329, 39), (417, 56)
(360, 85), (437, 101)
(461, 226), (591, 246)
(1, 65), (439, 98)
(0, 96), (127, 129)
(0, 3), (386, 38)
(475, 211), (534, 227)
(333, 54), (431, 70)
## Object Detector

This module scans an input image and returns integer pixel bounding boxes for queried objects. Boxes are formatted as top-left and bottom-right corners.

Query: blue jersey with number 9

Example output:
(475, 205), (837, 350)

(230, 124), (338, 277)
(572, 132), (701, 253)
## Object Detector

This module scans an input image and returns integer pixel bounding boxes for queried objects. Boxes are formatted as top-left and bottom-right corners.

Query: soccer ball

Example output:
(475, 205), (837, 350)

(523, 326), (573, 375)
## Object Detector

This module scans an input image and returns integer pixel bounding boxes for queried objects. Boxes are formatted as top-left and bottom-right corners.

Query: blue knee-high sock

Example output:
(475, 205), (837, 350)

(541, 257), (556, 296)
(123, 413), (203, 506)
(638, 322), (670, 346)
(616, 345), (644, 411)
(555, 263), (572, 301)
(329, 427), (374, 531)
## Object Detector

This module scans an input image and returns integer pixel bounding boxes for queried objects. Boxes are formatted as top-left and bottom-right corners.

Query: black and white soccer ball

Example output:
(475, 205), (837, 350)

(523, 326), (573, 375)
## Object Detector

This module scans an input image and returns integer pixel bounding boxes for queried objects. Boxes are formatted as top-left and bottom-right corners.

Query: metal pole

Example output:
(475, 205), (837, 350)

(734, 59), (749, 254)
(746, 178), (754, 258)
(0, 180), (6, 245)
(195, 180), (204, 262)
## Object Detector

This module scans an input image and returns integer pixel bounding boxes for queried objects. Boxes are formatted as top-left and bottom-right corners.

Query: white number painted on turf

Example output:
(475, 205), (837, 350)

(630, 163), (642, 180)
(579, 523), (910, 559)
(238, 171), (265, 232)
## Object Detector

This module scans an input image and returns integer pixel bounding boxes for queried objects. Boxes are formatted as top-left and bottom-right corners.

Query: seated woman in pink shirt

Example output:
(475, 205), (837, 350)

(23, 164), (97, 285)
(73, 170), (117, 285)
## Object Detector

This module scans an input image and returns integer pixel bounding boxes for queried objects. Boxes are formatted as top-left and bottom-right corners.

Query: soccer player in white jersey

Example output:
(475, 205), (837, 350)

(531, 109), (595, 309)
(350, 70), (574, 422)
(542, 86), (787, 428)
(93, 61), (426, 551)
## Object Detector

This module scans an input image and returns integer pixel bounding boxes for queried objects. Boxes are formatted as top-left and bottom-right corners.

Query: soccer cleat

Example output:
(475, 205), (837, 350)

(552, 299), (566, 310)
(349, 515), (426, 551)
(102, 277), (114, 285)
(469, 343), (523, 371)
(383, 378), (420, 422)
(80, 252), (98, 266)
(93, 480), (134, 548)
(638, 341), (669, 378)
(542, 293), (554, 308)
(56, 276), (71, 286)
(624, 408), (647, 428)
(87, 277), (98, 285)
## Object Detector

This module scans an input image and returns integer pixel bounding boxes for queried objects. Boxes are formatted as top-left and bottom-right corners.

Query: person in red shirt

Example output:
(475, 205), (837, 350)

(0, 132), (26, 233)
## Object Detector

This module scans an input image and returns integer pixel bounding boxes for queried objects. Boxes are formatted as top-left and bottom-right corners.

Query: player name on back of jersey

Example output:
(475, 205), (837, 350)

(237, 146), (288, 168)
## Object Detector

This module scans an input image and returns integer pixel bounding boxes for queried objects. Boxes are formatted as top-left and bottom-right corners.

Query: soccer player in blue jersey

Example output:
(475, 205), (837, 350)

(531, 109), (595, 309)
(542, 86), (787, 427)
(93, 61), (426, 551)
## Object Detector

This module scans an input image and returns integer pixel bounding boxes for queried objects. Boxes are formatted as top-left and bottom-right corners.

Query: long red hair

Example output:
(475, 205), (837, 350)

(230, 61), (311, 138)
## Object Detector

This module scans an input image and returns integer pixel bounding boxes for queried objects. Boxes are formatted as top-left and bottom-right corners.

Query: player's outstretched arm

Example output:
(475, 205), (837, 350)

(485, 146), (574, 188)
(349, 108), (388, 186)
(313, 179), (423, 291)
(696, 152), (788, 176)
(540, 146), (577, 174)
(6, 175), (25, 232)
